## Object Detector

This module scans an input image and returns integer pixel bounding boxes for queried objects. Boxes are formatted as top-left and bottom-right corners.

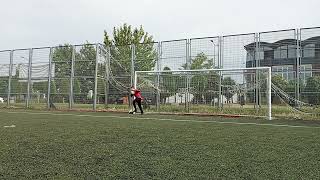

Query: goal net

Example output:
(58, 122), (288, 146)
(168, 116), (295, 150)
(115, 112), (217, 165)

(135, 67), (272, 120)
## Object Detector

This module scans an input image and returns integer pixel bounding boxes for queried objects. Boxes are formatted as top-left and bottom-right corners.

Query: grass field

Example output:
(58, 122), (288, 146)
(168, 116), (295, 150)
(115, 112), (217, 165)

(4, 102), (313, 119)
(0, 110), (320, 179)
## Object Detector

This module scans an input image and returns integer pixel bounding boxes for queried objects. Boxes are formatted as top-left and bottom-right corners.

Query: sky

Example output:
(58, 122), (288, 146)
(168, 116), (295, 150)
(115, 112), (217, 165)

(0, 0), (319, 50)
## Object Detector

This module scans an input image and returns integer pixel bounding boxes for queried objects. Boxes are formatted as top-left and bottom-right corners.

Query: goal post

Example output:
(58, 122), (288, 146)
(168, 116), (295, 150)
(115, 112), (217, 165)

(135, 67), (272, 120)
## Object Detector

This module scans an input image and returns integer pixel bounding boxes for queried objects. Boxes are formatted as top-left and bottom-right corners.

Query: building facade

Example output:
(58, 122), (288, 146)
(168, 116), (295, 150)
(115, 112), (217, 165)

(245, 36), (320, 84)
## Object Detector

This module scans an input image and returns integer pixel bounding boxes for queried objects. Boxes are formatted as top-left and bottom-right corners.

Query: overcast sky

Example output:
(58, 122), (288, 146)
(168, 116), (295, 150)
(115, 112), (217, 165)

(0, 0), (319, 50)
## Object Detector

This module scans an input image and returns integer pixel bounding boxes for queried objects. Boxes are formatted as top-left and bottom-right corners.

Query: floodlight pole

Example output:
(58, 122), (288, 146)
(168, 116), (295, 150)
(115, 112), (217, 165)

(210, 40), (217, 68)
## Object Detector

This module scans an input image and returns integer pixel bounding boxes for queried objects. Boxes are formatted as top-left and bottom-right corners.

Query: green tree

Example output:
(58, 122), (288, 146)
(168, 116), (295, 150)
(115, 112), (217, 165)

(182, 53), (219, 104)
(286, 80), (297, 100)
(97, 77), (106, 104)
(190, 52), (214, 70)
(73, 79), (81, 94)
(50, 80), (57, 95)
(272, 75), (288, 90)
(76, 43), (96, 96)
(247, 74), (289, 104)
(104, 24), (157, 102)
(33, 81), (48, 94)
(10, 66), (28, 102)
(0, 78), (8, 95)
(52, 45), (73, 78)
(57, 78), (69, 95)
(104, 23), (157, 73)
(52, 44), (72, 101)
(160, 67), (176, 103)
(222, 77), (236, 103)
(269, 75), (289, 104)
(76, 43), (96, 76)
(305, 76), (320, 105)
(51, 43), (98, 102)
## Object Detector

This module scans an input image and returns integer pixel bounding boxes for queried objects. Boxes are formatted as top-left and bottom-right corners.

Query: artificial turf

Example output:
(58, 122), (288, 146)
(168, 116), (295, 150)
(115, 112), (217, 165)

(0, 110), (319, 179)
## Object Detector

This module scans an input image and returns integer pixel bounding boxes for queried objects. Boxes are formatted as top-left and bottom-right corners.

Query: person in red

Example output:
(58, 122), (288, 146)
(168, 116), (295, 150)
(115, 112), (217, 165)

(130, 86), (144, 114)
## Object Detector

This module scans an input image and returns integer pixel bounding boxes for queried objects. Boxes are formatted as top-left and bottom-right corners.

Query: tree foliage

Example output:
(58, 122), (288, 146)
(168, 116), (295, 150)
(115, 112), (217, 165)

(0, 78), (8, 94)
(272, 75), (288, 90)
(305, 76), (320, 105)
(104, 23), (157, 75)
(50, 43), (97, 102)
(160, 67), (176, 103)
(222, 77), (236, 103)
(182, 53), (219, 104)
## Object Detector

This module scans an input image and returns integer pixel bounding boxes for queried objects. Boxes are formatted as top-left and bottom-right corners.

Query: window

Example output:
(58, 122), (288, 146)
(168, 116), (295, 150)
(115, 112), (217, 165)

(272, 65), (294, 81)
(274, 48), (281, 59)
(280, 46), (288, 59)
(263, 47), (273, 60)
(255, 51), (264, 60)
(288, 45), (297, 58)
(274, 46), (288, 59)
(303, 44), (315, 58)
(300, 64), (312, 84)
(274, 45), (297, 59)
(246, 50), (254, 61)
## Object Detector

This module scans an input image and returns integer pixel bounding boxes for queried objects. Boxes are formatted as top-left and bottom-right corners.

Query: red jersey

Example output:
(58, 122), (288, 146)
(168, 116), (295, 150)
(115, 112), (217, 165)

(132, 89), (142, 99)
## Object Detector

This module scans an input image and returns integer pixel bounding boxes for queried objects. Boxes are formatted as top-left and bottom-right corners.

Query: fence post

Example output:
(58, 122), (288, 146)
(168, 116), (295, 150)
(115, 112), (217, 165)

(218, 36), (223, 110)
(131, 44), (135, 87)
(7, 50), (13, 107)
(268, 67), (272, 120)
(186, 39), (191, 113)
(26, 48), (33, 108)
(156, 42), (161, 111)
(211, 39), (218, 107)
(47, 47), (53, 109)
(93, 44), (99, 111)
(254, 33), (260, 112)
(69, 46), (75, 109)
(104, 46), (110, 108)
(130, 44), (135, 108)
(258, 33), (262, 108)
(296, 29), (301, 106)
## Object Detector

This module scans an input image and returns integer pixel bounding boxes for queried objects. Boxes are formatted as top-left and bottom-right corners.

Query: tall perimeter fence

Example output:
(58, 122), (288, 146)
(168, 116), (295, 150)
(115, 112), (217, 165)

(0, 27), (320, 118)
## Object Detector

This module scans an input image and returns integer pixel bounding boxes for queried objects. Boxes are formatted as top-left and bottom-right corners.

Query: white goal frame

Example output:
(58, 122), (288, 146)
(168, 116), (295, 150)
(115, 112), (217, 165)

(135, 67), (272, 120)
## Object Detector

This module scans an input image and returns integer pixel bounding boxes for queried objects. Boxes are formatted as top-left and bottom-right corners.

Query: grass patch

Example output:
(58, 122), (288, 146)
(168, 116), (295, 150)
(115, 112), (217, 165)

(3, 102), (320, 120)
(0, 110), (319, 179)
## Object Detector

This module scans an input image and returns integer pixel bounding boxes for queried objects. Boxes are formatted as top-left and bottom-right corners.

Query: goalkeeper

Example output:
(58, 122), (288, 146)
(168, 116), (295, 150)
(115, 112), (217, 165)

(129, 86), (144, 114)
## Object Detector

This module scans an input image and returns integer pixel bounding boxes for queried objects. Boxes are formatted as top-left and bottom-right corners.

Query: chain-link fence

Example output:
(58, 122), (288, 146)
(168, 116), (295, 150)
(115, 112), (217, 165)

(0, 26), (320, 117)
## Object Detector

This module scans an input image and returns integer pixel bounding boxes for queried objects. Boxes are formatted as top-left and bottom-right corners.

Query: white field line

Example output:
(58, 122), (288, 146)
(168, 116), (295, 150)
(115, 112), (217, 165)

(3, 125), (16, 128)
(3, 111), (320, 129)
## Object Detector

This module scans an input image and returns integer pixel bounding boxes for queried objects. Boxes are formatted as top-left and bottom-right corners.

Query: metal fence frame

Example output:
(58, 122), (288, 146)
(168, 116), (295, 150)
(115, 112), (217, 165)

(0, 26), (320, 112)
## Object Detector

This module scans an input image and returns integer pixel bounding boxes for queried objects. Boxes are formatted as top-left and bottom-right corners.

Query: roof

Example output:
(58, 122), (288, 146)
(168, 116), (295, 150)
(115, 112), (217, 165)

(245, 36), (320, 50)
